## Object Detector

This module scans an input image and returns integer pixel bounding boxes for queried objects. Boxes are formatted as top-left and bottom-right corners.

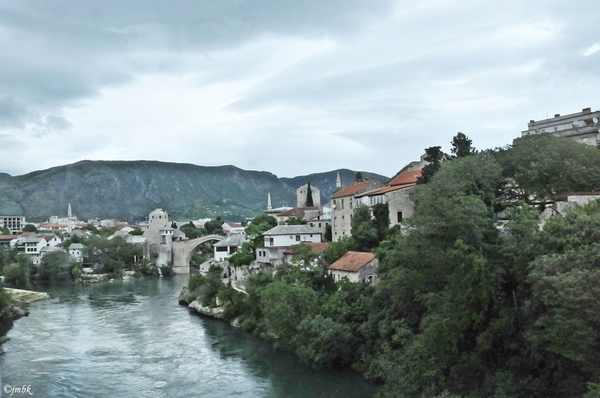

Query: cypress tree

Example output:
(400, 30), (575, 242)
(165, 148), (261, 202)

(306, 182), (314, 207)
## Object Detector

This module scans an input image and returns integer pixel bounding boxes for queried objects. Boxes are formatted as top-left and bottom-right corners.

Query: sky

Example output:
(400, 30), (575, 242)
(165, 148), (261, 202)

(1, 0), (599, 179)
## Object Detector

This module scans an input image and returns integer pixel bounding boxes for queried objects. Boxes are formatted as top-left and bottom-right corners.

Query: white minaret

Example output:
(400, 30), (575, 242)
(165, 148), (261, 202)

(67, 203), (73, 234)
(267, 192), (272, 211)
(336, 172), (341, 188)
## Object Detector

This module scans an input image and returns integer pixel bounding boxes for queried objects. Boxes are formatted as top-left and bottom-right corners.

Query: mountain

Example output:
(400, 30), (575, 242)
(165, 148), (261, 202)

(0, 173), (10, 180)
(0, 161), (388, 223)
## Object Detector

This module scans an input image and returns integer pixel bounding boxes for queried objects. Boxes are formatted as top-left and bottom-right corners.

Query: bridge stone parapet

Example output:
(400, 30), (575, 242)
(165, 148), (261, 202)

(172, 235), (224, 274)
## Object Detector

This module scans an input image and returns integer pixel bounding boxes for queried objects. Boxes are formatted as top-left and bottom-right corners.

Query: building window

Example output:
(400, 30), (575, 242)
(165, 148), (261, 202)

(341, 199), (344, 210)
(318, 223), (321, 228)
(397, 211), (403, 223)
(296, 235), (301, 241)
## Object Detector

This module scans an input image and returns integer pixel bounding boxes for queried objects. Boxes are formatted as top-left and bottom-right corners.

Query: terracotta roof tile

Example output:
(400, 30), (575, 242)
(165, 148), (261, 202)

(388, 169), (422, 186)
(328, 251), (376, 272)
(284, 241), (329, 254)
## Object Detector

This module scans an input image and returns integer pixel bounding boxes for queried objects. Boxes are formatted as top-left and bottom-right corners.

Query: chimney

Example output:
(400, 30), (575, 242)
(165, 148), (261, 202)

(583, 107), (591, 113)
(554, 114), (560, 117)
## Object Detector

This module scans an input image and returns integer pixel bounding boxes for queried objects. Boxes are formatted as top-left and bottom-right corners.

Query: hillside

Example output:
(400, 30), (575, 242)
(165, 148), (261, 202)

(0, 161), (387, 222)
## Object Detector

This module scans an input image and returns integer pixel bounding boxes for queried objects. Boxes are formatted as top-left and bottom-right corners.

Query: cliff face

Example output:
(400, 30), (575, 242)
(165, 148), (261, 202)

(0, 161), (387, 222)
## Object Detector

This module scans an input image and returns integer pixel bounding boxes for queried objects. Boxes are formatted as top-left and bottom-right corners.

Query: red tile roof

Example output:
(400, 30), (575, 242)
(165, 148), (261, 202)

(328, 251), (376, 272)
(284, 241), (329, 254)
(388, 169), (422, 186)
(331, 180), (383, 199)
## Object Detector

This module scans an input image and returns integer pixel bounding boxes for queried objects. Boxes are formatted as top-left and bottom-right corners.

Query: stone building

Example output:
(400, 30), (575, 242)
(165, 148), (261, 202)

(296, 183), (321, 208)
(330, 179), (384, 241)
(256, 225), (322, 266)
(328, 251), (379, 283)
(143, 208), (186, 267)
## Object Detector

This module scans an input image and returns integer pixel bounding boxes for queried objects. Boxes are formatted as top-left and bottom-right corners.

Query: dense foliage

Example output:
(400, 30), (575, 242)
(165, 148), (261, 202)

(186, 134), (600, 397)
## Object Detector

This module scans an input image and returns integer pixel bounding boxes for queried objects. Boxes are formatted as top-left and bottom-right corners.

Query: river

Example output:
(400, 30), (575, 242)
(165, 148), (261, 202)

(0, 276), (378, 398)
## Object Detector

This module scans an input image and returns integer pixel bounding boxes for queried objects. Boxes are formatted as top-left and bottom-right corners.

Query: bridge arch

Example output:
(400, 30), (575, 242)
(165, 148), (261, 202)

(172, 235), (224, 273)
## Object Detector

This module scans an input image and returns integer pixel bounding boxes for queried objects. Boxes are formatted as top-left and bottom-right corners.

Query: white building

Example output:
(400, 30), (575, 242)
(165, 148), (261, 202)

(522, 107), (600, 145)
(0, 216), (26, 234)
(213, 233), (246, 261)
(69, 243), (86, 263)
(256, 225), (322, 265)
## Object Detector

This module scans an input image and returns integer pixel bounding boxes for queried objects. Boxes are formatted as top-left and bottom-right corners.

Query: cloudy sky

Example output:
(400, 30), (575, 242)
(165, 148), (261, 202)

(1, 0), (599, 178)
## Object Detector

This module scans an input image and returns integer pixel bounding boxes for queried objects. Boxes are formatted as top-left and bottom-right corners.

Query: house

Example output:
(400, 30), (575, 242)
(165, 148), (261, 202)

(213, 233), (246, 262)
(222, 222), (245, 235)
(283, 241), (328, 266)
(328, 251), (379, 283)
(0, 235), (18, 246)
(355, 169), (422, 225)
(274, 206), (322, 225)
(69, 243), (86, 263)
(522, 107), (600, 145)
(256, 225), (322, 266)
(331, 179), (385, 241)
(14, 236), (46, 265)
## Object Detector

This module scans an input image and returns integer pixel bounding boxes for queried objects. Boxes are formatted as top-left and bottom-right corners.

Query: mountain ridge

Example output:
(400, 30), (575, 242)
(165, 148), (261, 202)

(0, 160), (387, 222)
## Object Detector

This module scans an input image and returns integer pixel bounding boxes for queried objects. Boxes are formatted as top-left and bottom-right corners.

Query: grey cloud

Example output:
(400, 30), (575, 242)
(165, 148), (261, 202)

(45, 115), (73, 130)
(0, 0), (393, 130)
(0, 96), (33, 128)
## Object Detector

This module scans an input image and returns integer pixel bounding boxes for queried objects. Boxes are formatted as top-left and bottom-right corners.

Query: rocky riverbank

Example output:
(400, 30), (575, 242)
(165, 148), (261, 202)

(1, 288), (50, 322)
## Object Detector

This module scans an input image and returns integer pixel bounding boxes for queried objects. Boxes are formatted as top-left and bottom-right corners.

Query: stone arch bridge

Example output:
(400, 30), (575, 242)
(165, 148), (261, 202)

(172, 235), (224, 274)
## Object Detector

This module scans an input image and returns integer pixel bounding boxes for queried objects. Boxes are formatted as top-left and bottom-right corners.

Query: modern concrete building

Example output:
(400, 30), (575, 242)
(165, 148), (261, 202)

(0, 216), (25, 234)
(521, 107), (600, 145)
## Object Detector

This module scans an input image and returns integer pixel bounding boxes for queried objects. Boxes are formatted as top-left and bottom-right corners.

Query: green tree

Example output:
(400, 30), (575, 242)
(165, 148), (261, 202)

(323, 224), (332, 242)
(259, 281), (319, 349)
(418, 146), (446, 184)
(22, 224), (38, 233)
(3, 253), (31, 289)
(351, 206), (379, 252)
(38, 250), (79, 283)
(497, 134), (600, 202)
(306, 181), (314, 207)
(284, 216), (306, 225)
(228, 214), (276, 266)
(0, 226), (10, 235)
(451, 132), (476, 158)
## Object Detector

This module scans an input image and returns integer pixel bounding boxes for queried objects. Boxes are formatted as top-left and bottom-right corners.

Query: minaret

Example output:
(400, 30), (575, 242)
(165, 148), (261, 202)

(267, 193), (272, 211)
(336, 172), (341, 188)
(67, 203), (73, 234)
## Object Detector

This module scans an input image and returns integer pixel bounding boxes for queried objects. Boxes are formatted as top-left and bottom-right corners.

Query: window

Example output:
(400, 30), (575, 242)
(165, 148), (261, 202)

(318, 223), (321, 228)
(397, 211), (403, 223)
(296, 235), (301, 241)
(341, 199), (344, 210)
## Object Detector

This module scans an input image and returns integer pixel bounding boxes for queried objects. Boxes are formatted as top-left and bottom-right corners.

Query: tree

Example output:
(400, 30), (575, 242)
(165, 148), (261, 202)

(351, 206), (379, 252)
(38, 250), (78, 283)
(0, 226), (10, 235)
(284, 216), (306, 225)
(3, 253), (31, 289)
(22, 224), (38, 233)
(356, 172), (364, 182)
(418, 146), (445, 184)
(496, 134), (600, 202)
(306, 181), (314, 207)
(323, 224), (332, 242)
(451, 132), (476, 157)
(229, 214), (277, 266)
